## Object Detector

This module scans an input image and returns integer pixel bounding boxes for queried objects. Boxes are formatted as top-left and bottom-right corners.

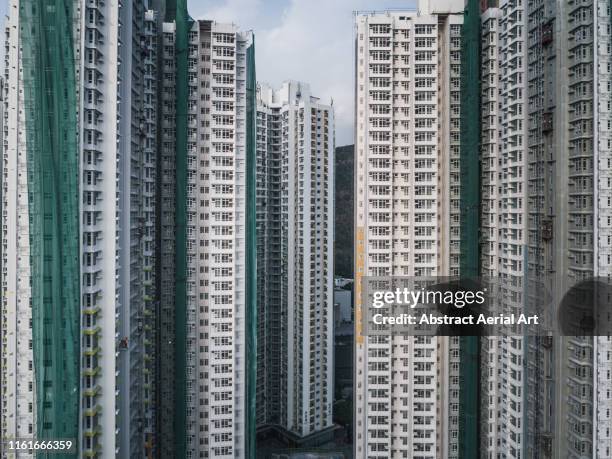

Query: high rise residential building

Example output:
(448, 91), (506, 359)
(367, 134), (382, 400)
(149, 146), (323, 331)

(157, 13), (257, 458)
(1, 0), (158, 457)
(353, 1), (463, 457)
(479, 1), (529, 457)
(525, 0), (612, 457)
(81, 0), (156, 456)
(255, 81), (335, 444)
(1, 1), (37, 453)
(479, 0), (612, 457)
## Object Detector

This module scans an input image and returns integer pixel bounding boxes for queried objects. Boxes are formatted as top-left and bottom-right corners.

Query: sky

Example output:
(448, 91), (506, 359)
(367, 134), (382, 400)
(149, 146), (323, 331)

(188, 0), (416, 146)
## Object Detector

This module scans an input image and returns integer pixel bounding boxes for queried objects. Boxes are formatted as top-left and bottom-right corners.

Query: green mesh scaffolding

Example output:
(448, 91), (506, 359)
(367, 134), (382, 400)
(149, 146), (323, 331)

(170, 0), (192, 457)
(459, 0), (481, 457)
(19, 0), (80, 454)
(245, 38), (257, 459)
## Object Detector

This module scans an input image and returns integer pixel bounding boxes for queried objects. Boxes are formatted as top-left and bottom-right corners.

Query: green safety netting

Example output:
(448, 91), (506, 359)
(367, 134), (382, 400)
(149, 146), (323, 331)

(459, 0), (481, 457)
(169, 0), (191, 457)
(20, 0), (80, 457)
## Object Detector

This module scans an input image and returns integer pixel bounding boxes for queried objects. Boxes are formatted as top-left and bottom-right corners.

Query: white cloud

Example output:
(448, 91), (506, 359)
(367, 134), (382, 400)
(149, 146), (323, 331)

(189, 0), (414, 146)
(192, 0), (268, 27)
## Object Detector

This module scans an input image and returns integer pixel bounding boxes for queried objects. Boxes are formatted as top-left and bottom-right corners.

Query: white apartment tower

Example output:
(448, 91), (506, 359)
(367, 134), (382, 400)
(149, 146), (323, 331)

(354, 2), (463, 457)
(255, 81), (335, 441)
(158, 17), (256, 459)
(1, 1), (158, 457)
(479, 2), (529, 457)
(480, 0), (612, 457)
(79, 1), (157, 456)
(1, 1), (36, 453)
(525, 0), (612, 457)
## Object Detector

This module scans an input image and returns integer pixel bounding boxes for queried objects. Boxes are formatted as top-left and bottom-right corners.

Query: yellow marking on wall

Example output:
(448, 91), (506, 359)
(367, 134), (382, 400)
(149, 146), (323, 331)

(355, 226), (365, 344)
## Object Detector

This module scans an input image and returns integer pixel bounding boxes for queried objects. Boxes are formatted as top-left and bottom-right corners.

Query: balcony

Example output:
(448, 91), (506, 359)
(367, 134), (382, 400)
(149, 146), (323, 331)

(83, 385), (102, 398)
(84, 426), (102, 438)
(83, 325), (101, 337)
(83, 366), (101, 379)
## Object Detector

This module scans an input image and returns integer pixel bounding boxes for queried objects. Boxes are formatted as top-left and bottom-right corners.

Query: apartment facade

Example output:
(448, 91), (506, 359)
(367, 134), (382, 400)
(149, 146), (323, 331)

(1, 0), (38, 454)
(479, 0), (612, 457)
(478, 1), (529, 457)
(255, 81), (334, 441)
(526, 0), (612, 457)
(79, 0), (158, 456)
(354, 2), (463, 457)
(158, 16), (256, 459)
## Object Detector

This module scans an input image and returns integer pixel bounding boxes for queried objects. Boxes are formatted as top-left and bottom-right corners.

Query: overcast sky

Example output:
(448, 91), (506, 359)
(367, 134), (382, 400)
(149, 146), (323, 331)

(188, 0), (416, 146)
